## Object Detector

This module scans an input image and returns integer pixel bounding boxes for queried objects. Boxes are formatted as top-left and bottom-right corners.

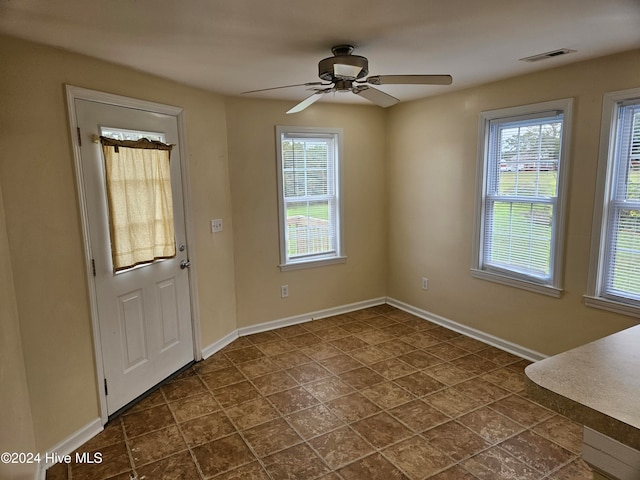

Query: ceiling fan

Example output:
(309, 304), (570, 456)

(242, 45), (453, 114)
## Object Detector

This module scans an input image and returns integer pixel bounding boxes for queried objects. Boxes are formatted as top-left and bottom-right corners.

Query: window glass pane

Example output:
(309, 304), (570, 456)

(487, 201), (552, 277)
(101, 127), (164, 143)
(306, 142), (328, 168)
(286, 200), (332, 257)
(284, 171), (306, 198)
(623, 110), (640, 200)
(283, 138), (332, 198)
(282, 140), (295, 169)
(627, 159), (640, 201)
(492, 121), (561, 198)
(607, 208), (640, 298)
(307, 169), (328, 195)
(496, 170), (558, 197)
(286, 200), (307, 257)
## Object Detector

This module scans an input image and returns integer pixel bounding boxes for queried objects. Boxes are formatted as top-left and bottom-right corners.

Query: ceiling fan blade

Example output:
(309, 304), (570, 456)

(241, 82), (328, 94)
(286, 91), (328, 114)
(367, 74), (453, 86)
(352, 86), (399, 108)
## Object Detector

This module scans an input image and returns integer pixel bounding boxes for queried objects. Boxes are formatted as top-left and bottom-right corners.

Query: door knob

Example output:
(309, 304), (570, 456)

(180, 259), (191, 269)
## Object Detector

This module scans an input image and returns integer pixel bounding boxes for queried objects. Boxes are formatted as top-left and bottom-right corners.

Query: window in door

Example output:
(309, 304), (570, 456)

(100, 128), (176, 272)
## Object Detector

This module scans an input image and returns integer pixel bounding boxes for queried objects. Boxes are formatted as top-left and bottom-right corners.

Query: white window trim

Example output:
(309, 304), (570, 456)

(471, 98), (573, 297)
(276, 125), (346, 271)
(585, 87), (640, 318)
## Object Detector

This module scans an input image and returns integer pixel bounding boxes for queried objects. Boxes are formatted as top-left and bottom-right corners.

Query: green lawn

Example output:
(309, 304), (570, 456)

(496, 171), (558, 197)
(285, 201), (330, 257)
(286, 201), (329, 220)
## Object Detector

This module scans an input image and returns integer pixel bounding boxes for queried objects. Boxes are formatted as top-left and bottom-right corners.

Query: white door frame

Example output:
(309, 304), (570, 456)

(65, 85), (202, 424)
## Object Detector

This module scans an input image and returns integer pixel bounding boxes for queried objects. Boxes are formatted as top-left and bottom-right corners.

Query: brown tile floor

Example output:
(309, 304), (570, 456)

(46, 305), (594, 480)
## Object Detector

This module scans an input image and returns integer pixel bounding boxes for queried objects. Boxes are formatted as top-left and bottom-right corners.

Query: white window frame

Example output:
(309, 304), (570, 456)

(472, 99), (573, 297)
(585, 87), (640, 318)
(276, 125), (346, 271)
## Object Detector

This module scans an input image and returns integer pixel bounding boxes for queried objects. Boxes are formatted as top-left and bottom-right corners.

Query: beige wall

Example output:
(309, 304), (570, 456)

(0, 180), (37, 479)
(225, 98), (388, 327)
(0, 35), (237, 451)
(387, 49), (640, 355)
(3, 30), (640, 459)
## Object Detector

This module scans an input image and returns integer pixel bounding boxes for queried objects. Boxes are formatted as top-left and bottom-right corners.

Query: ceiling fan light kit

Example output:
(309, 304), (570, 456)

(319, 44), (369, 81)
(243, 45), (453, 114)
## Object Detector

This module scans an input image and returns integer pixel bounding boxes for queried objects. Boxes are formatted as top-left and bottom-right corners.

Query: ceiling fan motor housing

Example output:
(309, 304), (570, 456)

(318, 45), (369, 82)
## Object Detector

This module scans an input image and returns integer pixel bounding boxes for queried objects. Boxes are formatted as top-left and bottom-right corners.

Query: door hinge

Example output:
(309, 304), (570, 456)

(91, 258), (96, 277)
(104, 378), (108, 396)
(77, 127), (82, 147)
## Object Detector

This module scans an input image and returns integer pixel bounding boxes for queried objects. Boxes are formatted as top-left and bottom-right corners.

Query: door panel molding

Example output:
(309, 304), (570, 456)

(65, 85), (201, 423)
(119, 289), (148, 371)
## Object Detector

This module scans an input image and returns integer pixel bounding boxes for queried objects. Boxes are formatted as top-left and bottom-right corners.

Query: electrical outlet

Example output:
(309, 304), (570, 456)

(421, 277), (429, 290)
(211, 218), (223, 233)
(281, 285), (289, 298)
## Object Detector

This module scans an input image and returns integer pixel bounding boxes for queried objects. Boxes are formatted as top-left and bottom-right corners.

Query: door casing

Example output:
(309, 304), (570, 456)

(65, 85), (202, 424)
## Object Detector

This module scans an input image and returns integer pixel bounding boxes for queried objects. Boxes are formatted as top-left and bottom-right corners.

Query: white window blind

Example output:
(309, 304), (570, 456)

(485, 113), (563, 279)
(473, 99), (572, 295)
(601, 100), (640, 302)
(276, 127), (344, 269)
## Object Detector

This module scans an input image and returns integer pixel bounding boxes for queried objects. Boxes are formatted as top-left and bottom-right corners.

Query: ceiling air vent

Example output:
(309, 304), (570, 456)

(519, 49), (577, 62)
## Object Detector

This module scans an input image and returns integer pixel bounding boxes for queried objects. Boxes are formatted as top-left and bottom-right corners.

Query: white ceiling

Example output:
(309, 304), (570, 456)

(1, 0), (639, 107)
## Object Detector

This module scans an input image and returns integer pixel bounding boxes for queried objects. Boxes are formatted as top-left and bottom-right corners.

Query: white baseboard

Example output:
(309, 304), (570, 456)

(237, 297), (387, 337)
(200, 297), (387, 357)
(201, 296), (543, 363)
(35, 417), (103, 480)
(386, 297), (547, 362)
(201, 329), (239, 360)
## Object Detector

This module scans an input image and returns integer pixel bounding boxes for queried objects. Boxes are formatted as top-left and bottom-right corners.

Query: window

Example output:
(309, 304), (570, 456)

(276, 126), (345, 270)
(586, 88), (640, 317)
(472, 99), (573, 296)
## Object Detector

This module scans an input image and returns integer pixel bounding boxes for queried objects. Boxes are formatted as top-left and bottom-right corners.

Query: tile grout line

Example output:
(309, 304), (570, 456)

(228, 314), (476, 479)
(219, 314), (375, 478)
(223, 350), (335, 480)
(226, 309), (556, 479)
(49, 306), (592, 480)
(159, 387), (207, 480)
(119, 415), (142, 480)
(192, 361), (275, 479)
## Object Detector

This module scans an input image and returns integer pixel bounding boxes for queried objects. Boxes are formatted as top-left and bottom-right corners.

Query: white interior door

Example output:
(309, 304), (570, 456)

(74, 98), (194, 415)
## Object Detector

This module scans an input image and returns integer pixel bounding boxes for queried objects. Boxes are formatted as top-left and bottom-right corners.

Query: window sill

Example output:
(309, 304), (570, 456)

(584, 295), (640, 319)
(471, 268), (562, 298)
(279, 256), (347, 271)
